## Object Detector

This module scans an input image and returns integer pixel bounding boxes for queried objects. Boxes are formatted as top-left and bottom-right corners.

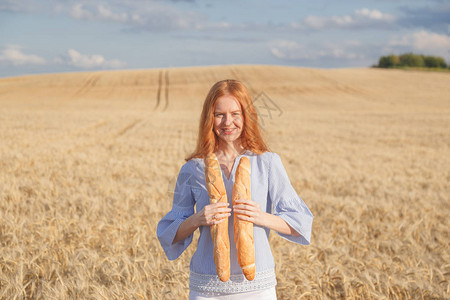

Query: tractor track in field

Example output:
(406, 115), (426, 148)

(74, 74), (100, 97)
(155, 69), (169, 111)
(164, 70), (169, 111)
(116, 119), (142, 137)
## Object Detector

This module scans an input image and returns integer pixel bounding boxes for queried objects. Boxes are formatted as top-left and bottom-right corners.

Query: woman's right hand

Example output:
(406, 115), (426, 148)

(195, 202), (231, 227)
(173, 202), (231, 244)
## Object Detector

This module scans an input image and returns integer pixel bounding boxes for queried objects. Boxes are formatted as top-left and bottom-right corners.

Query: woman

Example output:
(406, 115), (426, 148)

(157, 79), (313, 299)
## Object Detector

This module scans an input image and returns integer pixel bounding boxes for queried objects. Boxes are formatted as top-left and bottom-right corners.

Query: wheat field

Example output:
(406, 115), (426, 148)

(0, 65), (449, 299)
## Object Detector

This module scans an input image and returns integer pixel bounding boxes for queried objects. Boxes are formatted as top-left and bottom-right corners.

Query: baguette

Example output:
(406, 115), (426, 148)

(233, 157), (255, 281)
(204, 153), (230, 282)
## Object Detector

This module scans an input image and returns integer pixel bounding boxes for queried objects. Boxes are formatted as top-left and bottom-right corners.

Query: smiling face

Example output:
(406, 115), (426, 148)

(213, 94), (244, 146)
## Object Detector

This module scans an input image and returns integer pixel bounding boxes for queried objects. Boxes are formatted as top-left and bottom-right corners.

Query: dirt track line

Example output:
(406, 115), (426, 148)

(163, 70), (169, 111)
(155, 70), (163, 110)
(72, 120), (108, 136)
(74, 74), (100, 97)
(116, 119), (141, 137)
(310, 70), (365, 95)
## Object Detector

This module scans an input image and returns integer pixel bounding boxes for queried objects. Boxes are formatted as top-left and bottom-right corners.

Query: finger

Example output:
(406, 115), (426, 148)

(234, 209), (255, 217)
(234, 199), (256, 207)
(208, 214), (229, 225)
(205, 208), (231, 219)
(211, 212), (231, 219)
(215, 207), (232, 214)
(214, 213), (231, 220)
(213, 212), (231, 219)
(205, 203), (230, 214)
(214, 218), (227, 224)
(206, 214), (217, 225)
(237, 214), (253, 222)
(233, 204), (254, 211)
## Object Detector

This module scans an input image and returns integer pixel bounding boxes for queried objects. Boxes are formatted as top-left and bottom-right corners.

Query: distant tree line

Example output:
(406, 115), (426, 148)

(376, 53), (448, 69)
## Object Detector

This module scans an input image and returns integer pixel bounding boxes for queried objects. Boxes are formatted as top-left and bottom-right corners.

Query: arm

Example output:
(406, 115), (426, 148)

(233, 199), (300, 236)
(259, 211), (300, 236)
(173, 202), (231, 244)
(173, 214), (199, 244)
(233, 153), (313, 244)
(157, 163), (197, 260)
(267, 153), (313, 244)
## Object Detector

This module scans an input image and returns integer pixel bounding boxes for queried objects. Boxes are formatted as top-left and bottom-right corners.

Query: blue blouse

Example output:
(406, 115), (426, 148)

(157, 151), (313, 294)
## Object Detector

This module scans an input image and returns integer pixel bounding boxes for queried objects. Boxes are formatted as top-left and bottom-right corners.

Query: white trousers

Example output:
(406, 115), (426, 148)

(189, 286), (277, 300)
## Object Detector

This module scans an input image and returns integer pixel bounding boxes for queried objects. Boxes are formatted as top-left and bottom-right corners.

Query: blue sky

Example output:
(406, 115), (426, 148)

(0, 0), (449, 78)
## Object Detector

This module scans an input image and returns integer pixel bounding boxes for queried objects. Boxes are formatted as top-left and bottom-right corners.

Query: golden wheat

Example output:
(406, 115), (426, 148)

(0, 65), (449, 299)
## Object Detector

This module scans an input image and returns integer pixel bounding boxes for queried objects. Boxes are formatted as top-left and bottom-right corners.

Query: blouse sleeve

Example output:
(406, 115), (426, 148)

(157, 163), (196, 260)
(268, 153), (313, 245)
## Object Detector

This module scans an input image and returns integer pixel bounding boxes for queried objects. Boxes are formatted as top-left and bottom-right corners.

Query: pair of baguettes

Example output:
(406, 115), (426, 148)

(204, 153), (255, 282)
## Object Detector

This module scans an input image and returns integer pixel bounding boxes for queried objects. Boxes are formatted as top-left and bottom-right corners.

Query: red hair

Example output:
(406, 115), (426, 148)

(186, 79), (269, 161)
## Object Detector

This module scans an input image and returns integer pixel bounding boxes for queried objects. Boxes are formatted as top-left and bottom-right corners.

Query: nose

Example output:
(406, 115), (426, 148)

(223, 113), (233, 126)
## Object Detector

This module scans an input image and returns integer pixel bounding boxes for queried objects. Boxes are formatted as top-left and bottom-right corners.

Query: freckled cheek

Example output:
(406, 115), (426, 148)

(234, 117), (243, 128)
(213, 119), (221, 132)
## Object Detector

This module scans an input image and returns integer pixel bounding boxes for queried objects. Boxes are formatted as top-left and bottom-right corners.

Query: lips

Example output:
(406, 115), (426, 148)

(222, 128), (236, 135)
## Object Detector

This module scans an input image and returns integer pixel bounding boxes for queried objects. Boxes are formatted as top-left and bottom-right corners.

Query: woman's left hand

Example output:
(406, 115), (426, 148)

(233, 199), (301, 236)
(233, 199), (266, 227)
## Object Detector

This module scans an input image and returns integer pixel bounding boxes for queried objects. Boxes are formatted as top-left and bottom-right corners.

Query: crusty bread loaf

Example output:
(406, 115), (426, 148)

(204, 153), (230, 282)
(233, 157), (255, 281)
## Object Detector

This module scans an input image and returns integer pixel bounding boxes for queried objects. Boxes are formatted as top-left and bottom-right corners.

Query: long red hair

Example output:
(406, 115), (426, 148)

(186, 79), (269, 161)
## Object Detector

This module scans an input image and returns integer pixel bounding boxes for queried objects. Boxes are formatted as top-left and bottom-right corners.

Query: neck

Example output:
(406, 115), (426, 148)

(216, 140), (245, 159)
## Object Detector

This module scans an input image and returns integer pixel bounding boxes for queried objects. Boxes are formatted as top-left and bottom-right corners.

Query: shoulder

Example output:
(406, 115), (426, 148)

(246, 151), (283, 173)
(174, 159), (205, 188)
(251, 151), (281, 164)
(180, 158), (205, 176)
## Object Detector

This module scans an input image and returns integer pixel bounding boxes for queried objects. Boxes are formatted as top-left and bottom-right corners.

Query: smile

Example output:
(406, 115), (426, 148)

(222, 128), (236, 135)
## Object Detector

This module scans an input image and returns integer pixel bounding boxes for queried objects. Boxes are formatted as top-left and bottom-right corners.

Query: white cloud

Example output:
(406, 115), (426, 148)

(1, 1), (204, 31)
(55, 49), (127, 69)
(97, 3), (128, 22)
(300, 8), (396, 30)
(124, 2), (202, 30)
(70, 3), (128, 23)
(67, 1), (201, 30)
(70, 3), (94, 20)
(0, 45), (46, 66)
(0, 46), (127, 70)
(269, 40), (365, 61)
(269, 40), (307, 60)
(355, 8), (393, 21)
(387, 30), (450, 59)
